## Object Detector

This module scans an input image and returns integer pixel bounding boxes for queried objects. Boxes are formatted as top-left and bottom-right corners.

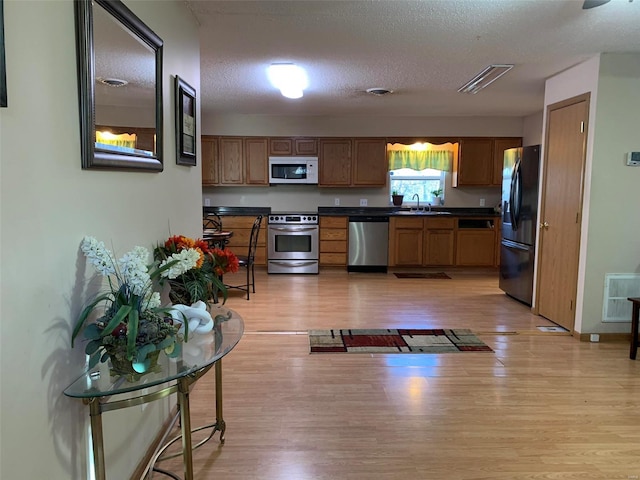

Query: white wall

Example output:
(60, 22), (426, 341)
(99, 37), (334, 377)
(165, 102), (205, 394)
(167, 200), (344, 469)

(202, 115), (525, 209)
(581, 53), (640, 333)
(0, 1), (201, 478)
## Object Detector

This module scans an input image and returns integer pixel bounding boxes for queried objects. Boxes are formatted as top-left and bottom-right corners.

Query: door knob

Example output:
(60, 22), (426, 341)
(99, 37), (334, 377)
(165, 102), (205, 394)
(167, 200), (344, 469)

(540, 221), (549, 229)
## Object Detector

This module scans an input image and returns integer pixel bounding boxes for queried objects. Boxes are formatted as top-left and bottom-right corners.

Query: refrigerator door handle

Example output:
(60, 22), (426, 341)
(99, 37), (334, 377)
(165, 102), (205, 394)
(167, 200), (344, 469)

(501, 239), (530, 251)
(509, 162), (518, 229)
(511, 160), (522, 230)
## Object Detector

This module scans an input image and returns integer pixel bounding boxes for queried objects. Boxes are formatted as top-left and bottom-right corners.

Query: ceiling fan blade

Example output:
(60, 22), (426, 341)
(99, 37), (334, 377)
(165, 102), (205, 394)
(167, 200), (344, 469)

(582, 0), (611, 9)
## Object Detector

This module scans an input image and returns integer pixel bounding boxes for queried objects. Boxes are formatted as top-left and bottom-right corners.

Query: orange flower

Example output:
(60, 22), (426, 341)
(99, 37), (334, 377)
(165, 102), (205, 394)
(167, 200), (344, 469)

(211, 248), (239, 274)
(193, 238), (211, 254)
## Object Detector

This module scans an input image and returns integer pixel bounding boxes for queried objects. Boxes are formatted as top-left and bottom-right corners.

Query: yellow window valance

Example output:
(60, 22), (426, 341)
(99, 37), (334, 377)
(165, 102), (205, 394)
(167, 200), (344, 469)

(388, 149), (453, 172)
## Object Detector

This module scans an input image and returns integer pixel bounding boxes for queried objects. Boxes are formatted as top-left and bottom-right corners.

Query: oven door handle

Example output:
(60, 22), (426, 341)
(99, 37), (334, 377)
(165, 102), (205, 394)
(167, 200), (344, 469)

(269, 260), (318, 267)
(269, 226), (318, 233)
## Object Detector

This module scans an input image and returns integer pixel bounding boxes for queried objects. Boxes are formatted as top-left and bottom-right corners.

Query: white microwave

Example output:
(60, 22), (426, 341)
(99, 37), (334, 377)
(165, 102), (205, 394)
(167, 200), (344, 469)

(268, 157), (318, 185)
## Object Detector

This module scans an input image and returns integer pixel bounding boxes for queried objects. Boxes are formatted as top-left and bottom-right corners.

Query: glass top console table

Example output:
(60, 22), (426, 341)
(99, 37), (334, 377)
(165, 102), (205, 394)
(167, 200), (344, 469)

(64, 305), (244, 480)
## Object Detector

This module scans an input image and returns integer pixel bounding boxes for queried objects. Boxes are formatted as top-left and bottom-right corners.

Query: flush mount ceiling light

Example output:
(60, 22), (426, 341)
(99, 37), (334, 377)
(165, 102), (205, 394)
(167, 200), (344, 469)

(457, 64), (514, 94)
(97, 77), (128, 87)
(267, 63), (308, 99)
(366, 87), (393, 96)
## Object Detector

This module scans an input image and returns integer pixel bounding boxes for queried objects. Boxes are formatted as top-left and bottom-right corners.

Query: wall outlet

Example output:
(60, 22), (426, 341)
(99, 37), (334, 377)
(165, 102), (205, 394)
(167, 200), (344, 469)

(360, 198), (368, 207)
(204, 198), (211, 207)
(334, 197), (340, 206)
(479, 198), (485, 207)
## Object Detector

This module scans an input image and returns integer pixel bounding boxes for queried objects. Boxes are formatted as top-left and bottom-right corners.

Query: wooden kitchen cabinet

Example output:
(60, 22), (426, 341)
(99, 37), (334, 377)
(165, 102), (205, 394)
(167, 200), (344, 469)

(352, 138), (387, 186)
(454, 137), (494, 186)
(244, 137), (269, 185)
(319, 216), (348, 266)
(269, 138), (293, 156)
(206, 136), (268, 186)
(201, 135), (219, 185)
(424, 217), (455, 266)
(492, 137), (522, 186)
(319, 138), (352, 186)
(389, 217), (424, 266)
(218, 215), (267, 265)
(219, 137), (244, 185)
(269, 137), (318, 156)
(455, 218), (496, 266)
(453, 137), (522, 187)
(294, 138), (318, 156)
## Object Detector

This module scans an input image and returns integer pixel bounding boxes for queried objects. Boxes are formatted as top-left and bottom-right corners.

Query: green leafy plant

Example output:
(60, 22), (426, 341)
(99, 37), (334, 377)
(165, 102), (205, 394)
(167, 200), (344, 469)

(72, 236), (188, 371)
(431, 188), (443, 197)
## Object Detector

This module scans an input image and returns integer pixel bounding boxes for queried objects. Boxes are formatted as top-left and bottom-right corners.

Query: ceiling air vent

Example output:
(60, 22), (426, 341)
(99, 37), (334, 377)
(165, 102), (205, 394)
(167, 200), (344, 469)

(366, 88), (393, 96)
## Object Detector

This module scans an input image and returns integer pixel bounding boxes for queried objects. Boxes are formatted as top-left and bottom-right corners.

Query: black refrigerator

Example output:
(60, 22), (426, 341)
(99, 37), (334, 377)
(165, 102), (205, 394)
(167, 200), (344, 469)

(499, 145), (541, 305)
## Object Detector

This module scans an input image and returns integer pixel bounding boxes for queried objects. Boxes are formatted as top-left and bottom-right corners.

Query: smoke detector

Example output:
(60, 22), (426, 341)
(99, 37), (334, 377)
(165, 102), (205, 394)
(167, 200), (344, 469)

(366, 87), (393, 96)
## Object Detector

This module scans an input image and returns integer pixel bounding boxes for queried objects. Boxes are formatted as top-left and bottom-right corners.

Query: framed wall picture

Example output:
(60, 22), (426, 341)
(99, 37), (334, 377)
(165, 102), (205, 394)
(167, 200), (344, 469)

(1, 0), (7, 108)
(175, 75), (196, 166)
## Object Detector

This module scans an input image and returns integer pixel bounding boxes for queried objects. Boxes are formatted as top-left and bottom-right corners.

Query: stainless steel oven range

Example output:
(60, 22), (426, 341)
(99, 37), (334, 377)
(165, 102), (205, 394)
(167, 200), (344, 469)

(267, 213), (319, 274)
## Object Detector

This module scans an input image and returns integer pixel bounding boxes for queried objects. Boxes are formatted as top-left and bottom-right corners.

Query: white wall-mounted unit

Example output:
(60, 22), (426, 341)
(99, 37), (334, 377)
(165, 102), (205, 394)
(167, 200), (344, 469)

(602, 274), (640, 322)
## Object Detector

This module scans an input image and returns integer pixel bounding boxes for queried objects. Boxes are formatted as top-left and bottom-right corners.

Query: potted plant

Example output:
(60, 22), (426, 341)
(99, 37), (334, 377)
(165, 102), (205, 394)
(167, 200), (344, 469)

(430, 188), (444, 205)
(72, 236), (200, 380)
(391, 190), (404, 206)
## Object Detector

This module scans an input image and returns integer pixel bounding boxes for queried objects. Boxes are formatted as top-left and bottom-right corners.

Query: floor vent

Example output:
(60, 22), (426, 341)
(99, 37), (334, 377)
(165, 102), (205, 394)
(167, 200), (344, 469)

(602, 274), (640, 322)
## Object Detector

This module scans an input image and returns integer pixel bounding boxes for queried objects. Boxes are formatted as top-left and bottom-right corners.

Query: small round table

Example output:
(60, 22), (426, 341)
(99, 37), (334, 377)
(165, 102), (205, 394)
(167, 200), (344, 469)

(64, 306), (244, 480)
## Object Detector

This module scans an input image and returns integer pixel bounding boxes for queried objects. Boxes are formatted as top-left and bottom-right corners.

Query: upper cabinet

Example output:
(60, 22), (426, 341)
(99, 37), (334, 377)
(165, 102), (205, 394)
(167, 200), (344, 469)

(453, 137), (522, 187)
(201, 135), (219, 186)
(203, 135), (519, 188)
(319, 137), (387, 187)
(269, 137), (318, 156)
(352, 138), (388, 187)
(244, 137), (269, 185)
(205, 136), (268, 186)
(219, 137), (244, 185)
(319, 138), (352, 186)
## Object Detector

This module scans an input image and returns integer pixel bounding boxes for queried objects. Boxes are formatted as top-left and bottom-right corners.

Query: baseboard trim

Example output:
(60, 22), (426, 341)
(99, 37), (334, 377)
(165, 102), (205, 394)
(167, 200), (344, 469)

(576, 332), (630, 343)
(130, 407), (179, 480)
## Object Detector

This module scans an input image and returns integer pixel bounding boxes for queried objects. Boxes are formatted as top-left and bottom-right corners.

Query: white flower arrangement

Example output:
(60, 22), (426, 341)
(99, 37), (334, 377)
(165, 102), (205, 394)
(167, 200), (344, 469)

(73, 236), (185, 370)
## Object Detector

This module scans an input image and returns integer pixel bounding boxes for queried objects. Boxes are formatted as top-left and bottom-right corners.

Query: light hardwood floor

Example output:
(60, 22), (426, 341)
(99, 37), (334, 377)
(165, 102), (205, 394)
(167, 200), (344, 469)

(155, 268), (640, 480)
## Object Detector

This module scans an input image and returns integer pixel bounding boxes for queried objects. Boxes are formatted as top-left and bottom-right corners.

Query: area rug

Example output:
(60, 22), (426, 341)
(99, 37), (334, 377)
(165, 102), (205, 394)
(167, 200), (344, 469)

(309, 328), (492, 353)
(394, 272), (451, 279)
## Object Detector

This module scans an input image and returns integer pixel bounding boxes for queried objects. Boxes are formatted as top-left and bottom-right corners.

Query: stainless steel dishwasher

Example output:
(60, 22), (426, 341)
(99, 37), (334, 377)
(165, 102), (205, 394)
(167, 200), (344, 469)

(348, 215), (389, 273)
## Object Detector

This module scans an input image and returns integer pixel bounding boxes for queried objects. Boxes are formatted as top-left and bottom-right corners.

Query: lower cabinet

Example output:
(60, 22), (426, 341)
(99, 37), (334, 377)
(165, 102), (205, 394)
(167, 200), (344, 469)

(455, 218), (497, 266)
(319, 216), (348, 266)
(217, 216), (267, 265)
(389, 216), (497, 267)
(455, 230), (496, 266)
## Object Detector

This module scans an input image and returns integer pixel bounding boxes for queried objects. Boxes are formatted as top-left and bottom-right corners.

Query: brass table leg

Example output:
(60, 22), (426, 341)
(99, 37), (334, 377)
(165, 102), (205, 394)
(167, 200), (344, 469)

(177, 377), (194, 479)
(215, 360), (226, 443)
(87, 398), (106, 480)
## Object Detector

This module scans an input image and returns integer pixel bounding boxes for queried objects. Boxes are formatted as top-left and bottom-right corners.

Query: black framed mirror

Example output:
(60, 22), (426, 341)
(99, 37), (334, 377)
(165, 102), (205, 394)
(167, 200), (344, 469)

(75, 0), (163, 171)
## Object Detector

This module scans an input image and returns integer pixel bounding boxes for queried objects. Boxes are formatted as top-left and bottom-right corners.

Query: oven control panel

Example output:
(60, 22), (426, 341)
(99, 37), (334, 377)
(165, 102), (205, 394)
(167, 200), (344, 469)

(268, 214), (318, 225)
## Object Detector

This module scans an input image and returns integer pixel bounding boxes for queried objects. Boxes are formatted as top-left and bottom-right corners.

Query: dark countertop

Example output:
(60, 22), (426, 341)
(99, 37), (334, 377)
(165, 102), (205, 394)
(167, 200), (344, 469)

(203, 206), (271, 216)
(317, 206), (500, 217)
(204, 206), (499, 217)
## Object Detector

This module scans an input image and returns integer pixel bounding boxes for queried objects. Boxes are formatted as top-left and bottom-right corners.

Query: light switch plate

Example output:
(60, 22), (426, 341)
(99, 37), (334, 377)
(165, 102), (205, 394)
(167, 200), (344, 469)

(360, 199), (368, 206)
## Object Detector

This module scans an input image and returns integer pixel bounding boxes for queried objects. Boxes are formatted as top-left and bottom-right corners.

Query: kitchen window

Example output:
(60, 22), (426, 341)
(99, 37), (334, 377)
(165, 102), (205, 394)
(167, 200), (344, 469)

(389, 168), (445, 205)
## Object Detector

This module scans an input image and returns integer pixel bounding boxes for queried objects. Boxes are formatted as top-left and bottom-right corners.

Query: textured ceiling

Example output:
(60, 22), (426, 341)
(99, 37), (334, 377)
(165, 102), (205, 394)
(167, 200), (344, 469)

(186, 0), (640, 118)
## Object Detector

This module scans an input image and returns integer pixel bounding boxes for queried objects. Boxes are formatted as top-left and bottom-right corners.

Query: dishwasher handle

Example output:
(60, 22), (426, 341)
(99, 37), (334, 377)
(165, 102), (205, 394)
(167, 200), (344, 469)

(348, 216), (389, 223)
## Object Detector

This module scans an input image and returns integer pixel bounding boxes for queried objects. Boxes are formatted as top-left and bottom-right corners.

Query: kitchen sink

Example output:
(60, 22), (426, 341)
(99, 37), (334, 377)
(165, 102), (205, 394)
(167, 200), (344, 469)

(395, 210), (452, 216)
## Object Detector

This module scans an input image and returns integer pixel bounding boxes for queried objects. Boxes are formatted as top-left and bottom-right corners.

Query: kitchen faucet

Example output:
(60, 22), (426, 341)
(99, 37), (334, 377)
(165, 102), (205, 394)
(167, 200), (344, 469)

(412, 193), (420, 211)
